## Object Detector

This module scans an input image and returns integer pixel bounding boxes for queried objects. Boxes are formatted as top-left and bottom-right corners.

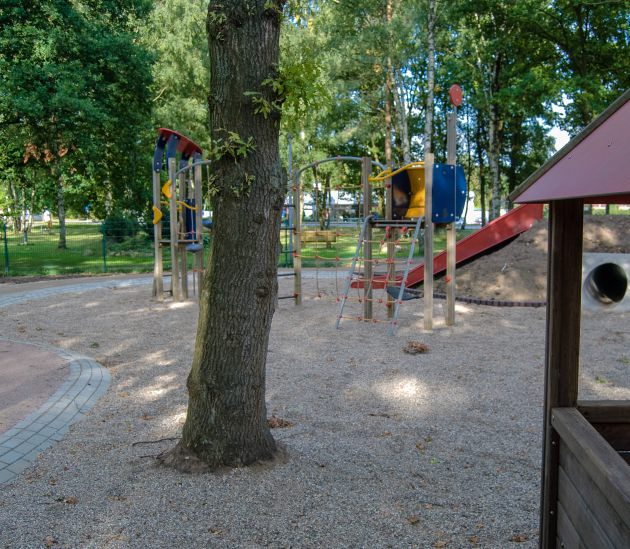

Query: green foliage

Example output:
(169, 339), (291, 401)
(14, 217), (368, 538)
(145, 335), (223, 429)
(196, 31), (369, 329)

(102, 211), (141, 242)
(0, 0), (154, 221)
(143, 0), (211, 151)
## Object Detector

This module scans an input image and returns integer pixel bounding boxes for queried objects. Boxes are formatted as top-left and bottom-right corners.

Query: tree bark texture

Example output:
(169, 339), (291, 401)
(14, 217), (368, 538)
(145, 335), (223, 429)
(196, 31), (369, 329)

(423, 0), (437, 156)
(392, 69), (411, 164)
(174, 0), (285, 469)
(488, 54), (502, 221)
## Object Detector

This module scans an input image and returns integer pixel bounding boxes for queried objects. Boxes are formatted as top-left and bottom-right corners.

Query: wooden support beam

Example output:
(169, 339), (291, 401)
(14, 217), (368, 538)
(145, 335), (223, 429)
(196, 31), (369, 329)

(540, 198), (584, 548)
(193, 157), (204, 296)
(423, 152), (434, 331)
(168, 157), (182, 302)
(446, 111), (457, 326)
(293, 171), (302, 306)
(152, 169), (164, 300)
(362, 157), (373, 321)
(179, 169), (188, 299)
(386, 164), (394, 319)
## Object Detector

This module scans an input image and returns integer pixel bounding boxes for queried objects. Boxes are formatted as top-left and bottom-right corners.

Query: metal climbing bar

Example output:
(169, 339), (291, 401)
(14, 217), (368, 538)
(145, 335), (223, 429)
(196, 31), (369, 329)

(336, 215), (374, 329)
(390, 214), (424, 335)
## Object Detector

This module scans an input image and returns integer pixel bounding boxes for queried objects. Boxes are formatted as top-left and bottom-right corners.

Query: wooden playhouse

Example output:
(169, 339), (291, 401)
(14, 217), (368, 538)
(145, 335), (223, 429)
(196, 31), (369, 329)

(510, 89), (630, 548)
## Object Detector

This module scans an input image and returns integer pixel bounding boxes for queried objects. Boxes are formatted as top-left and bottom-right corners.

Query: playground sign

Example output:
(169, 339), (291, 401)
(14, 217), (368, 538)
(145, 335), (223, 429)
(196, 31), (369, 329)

(449, 84), (463, 107)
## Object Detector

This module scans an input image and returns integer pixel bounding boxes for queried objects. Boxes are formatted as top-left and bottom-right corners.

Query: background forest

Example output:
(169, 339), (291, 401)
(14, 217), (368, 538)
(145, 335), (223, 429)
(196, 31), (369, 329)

(1, 0), (628, 237)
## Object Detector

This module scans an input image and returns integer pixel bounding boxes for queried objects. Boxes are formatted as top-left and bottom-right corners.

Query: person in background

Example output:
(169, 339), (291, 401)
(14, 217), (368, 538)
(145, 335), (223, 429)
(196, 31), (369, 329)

(42, 208), (52, 231)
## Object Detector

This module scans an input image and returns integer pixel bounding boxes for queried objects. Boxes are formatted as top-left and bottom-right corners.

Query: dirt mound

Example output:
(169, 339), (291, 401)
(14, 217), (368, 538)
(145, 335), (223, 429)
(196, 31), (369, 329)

(437, 215), (630, 302)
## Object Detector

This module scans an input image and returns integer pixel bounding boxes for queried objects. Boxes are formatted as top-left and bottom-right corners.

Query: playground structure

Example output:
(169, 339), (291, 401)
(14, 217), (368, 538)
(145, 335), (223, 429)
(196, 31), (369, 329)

(151, 128), (208, 301)
(511, 89), (630, 548)
(289, 85), (543, 332)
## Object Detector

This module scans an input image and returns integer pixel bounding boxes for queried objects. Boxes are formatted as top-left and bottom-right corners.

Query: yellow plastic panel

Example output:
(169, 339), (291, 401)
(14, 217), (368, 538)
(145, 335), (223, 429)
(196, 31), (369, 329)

(405, 166), (426, 219)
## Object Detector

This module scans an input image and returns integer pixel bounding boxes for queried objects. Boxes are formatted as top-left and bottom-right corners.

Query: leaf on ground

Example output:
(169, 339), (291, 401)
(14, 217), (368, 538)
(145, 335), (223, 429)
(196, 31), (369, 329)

(469, 535), (479, 544)
(267, 415), (294, 428)
(44, 537), (56, 548)
(209, 528), (225, 536)
(118, 391), (130, 398)
(510, 534), (529, 542)
(403, 340), (429, 354)
(433, 540), (448, 548)
(141, 413), (152, 421)
(415, 442), (425, 452)
(64, 496), (78, 505)
(406, 515), (420, 525)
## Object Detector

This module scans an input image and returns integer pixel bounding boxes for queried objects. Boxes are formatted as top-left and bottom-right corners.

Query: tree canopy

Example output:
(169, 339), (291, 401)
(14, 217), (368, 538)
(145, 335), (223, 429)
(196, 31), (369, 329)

(0, 0), (627, 225)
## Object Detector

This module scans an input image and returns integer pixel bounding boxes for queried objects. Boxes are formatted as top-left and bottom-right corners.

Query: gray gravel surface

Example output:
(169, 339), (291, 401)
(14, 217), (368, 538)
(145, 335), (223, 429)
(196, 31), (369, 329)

(0, 275), (628, 548)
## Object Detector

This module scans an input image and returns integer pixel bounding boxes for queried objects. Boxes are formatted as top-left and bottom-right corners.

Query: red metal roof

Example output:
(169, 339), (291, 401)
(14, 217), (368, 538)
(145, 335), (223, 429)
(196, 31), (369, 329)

(157, 128), (203, 157)
(511, 90), (630, 204)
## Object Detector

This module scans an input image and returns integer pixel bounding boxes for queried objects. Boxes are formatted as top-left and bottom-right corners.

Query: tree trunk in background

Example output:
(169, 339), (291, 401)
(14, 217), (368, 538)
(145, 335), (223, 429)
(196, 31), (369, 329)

(392, 69), (411, 164)
(55, 169), (67, 249)
(488, 54), (502, 220)
(384, 0), (393, 169)
(424, 0), (437, 155)
(475, 112), (487, 226)
(162, 0), (285, 471)
(506, 115), (524, 209)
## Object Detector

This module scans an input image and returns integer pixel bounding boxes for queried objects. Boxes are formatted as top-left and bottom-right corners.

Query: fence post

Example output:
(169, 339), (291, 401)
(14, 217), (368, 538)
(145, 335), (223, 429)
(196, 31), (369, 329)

(2, 222), (8, 276)
(100, 223), (108, 273)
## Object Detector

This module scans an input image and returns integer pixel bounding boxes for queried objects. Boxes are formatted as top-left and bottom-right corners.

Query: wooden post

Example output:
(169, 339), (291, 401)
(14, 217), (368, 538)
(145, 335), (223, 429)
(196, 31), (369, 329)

(540, 199), (584, 548)
(386, 168), (395, 319)
(362, 157), (373, 321)
(168, 157), (182, 301)
(446, 110), (457, 326)
(179, 168), (188, 299)
(293, 171), (302, 306)
(152, 169), (164, 300)
(423, 152), (434, 331)
(194, 157), (203, 296)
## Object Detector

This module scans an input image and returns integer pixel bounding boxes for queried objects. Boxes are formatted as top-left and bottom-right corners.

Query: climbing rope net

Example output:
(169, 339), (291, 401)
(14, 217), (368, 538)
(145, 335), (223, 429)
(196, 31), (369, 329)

(290, 221), (425, 325)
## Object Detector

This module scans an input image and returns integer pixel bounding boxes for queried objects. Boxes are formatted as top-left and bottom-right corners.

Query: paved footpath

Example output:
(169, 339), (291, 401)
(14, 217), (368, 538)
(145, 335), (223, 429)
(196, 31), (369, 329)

(0, 270), (313, 485)
(0, 275), (151, 485)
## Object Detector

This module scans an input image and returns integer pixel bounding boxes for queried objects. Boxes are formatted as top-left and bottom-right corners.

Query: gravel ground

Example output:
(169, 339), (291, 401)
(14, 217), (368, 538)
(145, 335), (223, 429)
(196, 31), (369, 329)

(0, 275), (628, 549)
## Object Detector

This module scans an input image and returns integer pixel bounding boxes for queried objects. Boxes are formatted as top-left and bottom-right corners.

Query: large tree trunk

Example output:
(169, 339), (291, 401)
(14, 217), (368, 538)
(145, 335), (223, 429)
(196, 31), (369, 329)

(162, 0), (285, 471)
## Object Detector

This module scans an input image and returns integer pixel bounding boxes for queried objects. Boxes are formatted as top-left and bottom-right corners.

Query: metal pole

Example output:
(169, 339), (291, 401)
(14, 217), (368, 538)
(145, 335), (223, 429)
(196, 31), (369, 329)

(2, 222), (9, 276)
(362, 157), (373, 321)
(101, 223), (108, 273)
(423, 152), (434, 331)
(446, 109), (457, 326)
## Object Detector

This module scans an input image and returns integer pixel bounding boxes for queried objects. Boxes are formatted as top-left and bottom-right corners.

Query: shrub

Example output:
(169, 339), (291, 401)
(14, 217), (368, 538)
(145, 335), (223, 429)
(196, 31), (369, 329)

(103, 212), (140, 243)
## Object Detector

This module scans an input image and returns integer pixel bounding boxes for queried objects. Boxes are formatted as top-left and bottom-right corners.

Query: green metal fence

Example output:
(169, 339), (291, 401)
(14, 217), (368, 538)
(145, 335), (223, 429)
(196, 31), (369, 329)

(0, 220), (164, 277)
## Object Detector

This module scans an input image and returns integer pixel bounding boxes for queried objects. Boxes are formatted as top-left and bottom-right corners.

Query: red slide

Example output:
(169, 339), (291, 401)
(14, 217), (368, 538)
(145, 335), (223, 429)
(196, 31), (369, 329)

(368, 203), (544, 289)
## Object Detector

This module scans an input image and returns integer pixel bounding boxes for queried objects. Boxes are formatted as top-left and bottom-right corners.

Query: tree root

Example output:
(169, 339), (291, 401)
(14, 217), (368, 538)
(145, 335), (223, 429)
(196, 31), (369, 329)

(157, 441), (289, 474)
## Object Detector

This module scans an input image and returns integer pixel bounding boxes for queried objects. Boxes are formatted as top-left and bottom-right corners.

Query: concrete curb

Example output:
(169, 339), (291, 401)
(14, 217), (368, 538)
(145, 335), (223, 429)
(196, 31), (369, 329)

(0, 276), (138, 485)
(0, 345), (110, 485)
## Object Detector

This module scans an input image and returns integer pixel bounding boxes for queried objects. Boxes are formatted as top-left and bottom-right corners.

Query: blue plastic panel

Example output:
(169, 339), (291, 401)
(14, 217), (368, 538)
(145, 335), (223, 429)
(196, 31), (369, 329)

(432, 163), (467, 223)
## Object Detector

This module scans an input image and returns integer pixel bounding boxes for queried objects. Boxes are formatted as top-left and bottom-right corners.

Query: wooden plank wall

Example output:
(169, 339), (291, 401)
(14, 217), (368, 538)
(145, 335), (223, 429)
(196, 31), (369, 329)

(552, 408), (630, 548)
